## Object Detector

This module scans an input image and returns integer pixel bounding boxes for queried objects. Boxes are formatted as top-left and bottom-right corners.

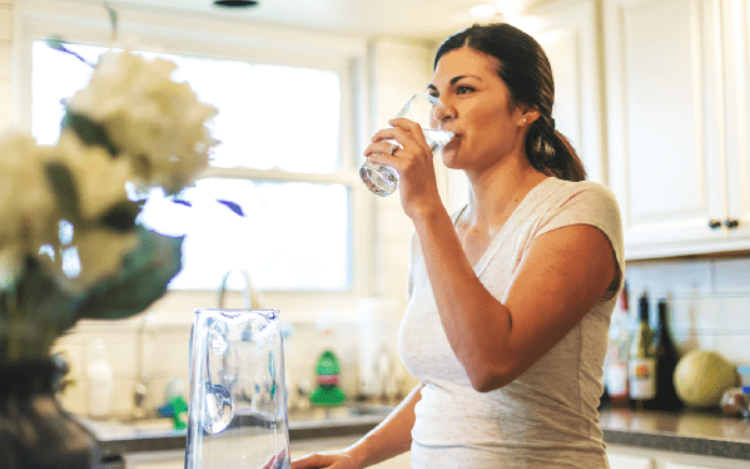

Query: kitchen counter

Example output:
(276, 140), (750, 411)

(82, 405), (750, 465)
(600, 407), (750, 460)
(83, 403), (395, 463)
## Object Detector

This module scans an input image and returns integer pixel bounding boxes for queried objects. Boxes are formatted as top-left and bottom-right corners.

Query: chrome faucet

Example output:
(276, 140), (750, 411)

(218, 268), (261, 309)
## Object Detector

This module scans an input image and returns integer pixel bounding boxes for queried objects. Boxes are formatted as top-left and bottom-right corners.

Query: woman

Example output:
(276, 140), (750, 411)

(292, 22), (623, 469)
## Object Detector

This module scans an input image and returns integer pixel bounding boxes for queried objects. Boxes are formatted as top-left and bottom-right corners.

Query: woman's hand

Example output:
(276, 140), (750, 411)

(291, 449), (361, 469)
(364, 117), (444, 219)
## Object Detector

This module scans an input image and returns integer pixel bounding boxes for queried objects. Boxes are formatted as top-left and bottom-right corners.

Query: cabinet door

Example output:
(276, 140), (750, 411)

(123, 450), (185, 469)
(519, 0), (607, 184)
(607, 452), (655, 469)
(723, 0), (750, 242)
(664, 464), (715, 469)
(605, 0), (727, 259)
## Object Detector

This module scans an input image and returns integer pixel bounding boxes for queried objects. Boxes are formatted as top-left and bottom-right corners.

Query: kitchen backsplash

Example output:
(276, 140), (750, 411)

(624, 257), (750, 366)
(51, 309), (410, 418)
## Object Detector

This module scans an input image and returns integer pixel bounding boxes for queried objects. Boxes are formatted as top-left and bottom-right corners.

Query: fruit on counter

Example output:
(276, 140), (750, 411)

(673, 350), (737, 408)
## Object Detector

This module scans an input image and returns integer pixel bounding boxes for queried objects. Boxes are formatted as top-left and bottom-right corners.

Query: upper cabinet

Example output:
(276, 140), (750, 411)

(604, 0), (750, 259)
(722, 0), (750, 249)
(521, 0), (607, 184)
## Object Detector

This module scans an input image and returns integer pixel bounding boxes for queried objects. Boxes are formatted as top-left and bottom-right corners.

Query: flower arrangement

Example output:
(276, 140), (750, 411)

(0, 34), (223, 362)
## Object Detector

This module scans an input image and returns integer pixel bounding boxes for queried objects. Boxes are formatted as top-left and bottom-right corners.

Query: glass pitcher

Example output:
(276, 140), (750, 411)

(185, 309), (290, 469)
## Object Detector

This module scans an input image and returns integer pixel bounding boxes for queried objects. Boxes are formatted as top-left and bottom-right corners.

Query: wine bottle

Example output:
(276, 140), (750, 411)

(644, 298), (683, 411)
(604, 282), (632, 408)
(628, 292), (657, 408)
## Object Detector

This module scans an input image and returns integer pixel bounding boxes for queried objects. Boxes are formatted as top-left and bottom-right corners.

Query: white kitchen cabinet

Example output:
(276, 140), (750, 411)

(521, 0), (607, 185)
(122, 449), (184, 469)
(721, 0), (750, 244)
(607, 444), (750, 469)
(607, 451), (655, 469)
(604, 0), (750, 259)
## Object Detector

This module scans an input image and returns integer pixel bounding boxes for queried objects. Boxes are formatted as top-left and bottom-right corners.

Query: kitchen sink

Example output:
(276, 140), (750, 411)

(84, 417), (178, 437)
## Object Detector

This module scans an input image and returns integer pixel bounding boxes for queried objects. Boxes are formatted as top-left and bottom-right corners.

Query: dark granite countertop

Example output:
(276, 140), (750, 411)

(83, 403), (394, 462)
(600, 407), (750, 460)
(83, 405), (750, 463)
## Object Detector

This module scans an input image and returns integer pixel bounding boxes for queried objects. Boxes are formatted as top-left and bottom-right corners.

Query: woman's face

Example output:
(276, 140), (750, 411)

(429, 47), (531, 172)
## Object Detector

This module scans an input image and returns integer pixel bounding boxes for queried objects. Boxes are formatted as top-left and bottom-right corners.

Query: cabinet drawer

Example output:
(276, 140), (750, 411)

(607, 452), (655, 469)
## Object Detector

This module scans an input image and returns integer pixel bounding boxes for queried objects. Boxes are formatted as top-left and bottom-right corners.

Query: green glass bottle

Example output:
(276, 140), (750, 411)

(628, 292), (657, 408)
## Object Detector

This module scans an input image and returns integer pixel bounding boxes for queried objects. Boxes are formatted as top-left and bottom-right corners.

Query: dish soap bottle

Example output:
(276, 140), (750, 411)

(310, 350), (346, 407)
(87, 339), (114, 419)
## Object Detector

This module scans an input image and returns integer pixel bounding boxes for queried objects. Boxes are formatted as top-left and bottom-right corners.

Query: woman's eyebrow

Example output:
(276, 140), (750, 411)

(427, 75), (478, 92)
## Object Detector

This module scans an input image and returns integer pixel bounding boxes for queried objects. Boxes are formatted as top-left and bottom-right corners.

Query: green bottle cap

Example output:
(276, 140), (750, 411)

(315, 350), (340, 376)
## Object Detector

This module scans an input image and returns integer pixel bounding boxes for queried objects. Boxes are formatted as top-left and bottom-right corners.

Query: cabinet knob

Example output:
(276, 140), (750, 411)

(725, 218), (739, 229)
(708, 219), (722, 229)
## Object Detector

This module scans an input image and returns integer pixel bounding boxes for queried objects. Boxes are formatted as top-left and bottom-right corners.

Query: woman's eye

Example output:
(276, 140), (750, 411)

(456, 86), (474, 94)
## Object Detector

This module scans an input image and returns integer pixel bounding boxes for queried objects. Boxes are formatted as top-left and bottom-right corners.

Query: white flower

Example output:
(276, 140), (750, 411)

(0, 133), (58, 287)
(40, 221), (139, 295)
(38, 131), (139, 294)
(67, 50), (218, 195)
(52, 130), (134, 221)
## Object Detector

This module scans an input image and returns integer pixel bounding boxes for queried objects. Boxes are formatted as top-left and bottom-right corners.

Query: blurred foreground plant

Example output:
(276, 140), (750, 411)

(0, 42), (221, 361)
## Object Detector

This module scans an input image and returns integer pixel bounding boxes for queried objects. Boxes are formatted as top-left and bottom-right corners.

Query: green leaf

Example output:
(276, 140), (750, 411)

(46, 36), (68, 52)
(3, 256), (83, 357)
(61, 112), (120, 157)
(46, 37), (95, 68)
(46, 163), (84, 226)
(104, 3), (119, 42)
(77, 227), (183, 320)
(99, 200), (140, 232)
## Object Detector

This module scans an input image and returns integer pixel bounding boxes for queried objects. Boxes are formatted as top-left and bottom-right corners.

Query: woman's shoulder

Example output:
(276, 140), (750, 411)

(542, 178), (619, 207)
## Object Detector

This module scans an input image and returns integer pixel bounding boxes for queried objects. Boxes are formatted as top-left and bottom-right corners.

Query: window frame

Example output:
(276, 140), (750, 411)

(12, 0), (375, 316)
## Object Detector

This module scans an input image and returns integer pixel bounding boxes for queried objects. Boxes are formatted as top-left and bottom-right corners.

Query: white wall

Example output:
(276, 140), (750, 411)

(0, 0), (11, 129)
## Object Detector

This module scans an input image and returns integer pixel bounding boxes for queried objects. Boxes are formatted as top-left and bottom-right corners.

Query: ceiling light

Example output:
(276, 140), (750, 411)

(213, 0), (259, 8)
(470, 4), (498, 17)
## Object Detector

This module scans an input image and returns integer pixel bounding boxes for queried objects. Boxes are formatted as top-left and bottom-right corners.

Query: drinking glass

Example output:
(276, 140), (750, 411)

(360, 93), (455, 197)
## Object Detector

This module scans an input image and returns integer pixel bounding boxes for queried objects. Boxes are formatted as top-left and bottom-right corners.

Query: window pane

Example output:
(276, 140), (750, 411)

(32, 42), (103, 144)
(170, 58), (342, 173)
(137, 178), (351, 291)
(31, 41), (342, 173)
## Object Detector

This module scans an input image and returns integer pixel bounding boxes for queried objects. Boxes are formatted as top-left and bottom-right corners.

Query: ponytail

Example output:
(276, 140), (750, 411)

(526, 115), (586, 182)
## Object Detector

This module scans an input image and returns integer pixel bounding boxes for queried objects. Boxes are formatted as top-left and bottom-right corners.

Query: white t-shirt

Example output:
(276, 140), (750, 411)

(398, 177), (624, 469)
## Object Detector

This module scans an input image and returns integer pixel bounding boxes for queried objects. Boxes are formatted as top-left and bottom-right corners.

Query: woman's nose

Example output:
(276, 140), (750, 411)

(431, 100), (453, 127)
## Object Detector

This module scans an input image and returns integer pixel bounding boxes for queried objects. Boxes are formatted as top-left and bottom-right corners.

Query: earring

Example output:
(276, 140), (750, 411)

(522, 118), (527, 124)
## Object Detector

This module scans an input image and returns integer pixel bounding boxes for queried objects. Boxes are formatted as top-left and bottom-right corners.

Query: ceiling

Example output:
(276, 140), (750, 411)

(88, 0), (538, 42)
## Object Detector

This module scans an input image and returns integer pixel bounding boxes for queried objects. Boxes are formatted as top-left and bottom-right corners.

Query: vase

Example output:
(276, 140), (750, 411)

(0, 358), (99, 468)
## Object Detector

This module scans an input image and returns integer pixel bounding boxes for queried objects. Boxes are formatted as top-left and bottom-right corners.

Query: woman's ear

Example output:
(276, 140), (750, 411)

(518, 106), (541, 127)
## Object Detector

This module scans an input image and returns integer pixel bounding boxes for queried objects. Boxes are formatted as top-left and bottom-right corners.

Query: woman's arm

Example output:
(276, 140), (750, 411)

(411, 206), (616, 392)
(291, 383), (422, 469)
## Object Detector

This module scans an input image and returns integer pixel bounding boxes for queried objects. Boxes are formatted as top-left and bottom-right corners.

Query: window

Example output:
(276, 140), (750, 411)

(30, 35), (360, 293)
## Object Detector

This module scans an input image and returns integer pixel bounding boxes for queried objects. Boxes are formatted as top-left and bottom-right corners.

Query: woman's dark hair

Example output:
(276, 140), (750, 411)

(434, 23), (586, 182)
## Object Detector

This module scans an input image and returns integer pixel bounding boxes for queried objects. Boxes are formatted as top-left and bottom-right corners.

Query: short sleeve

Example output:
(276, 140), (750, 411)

(535, 181), (625, 295)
